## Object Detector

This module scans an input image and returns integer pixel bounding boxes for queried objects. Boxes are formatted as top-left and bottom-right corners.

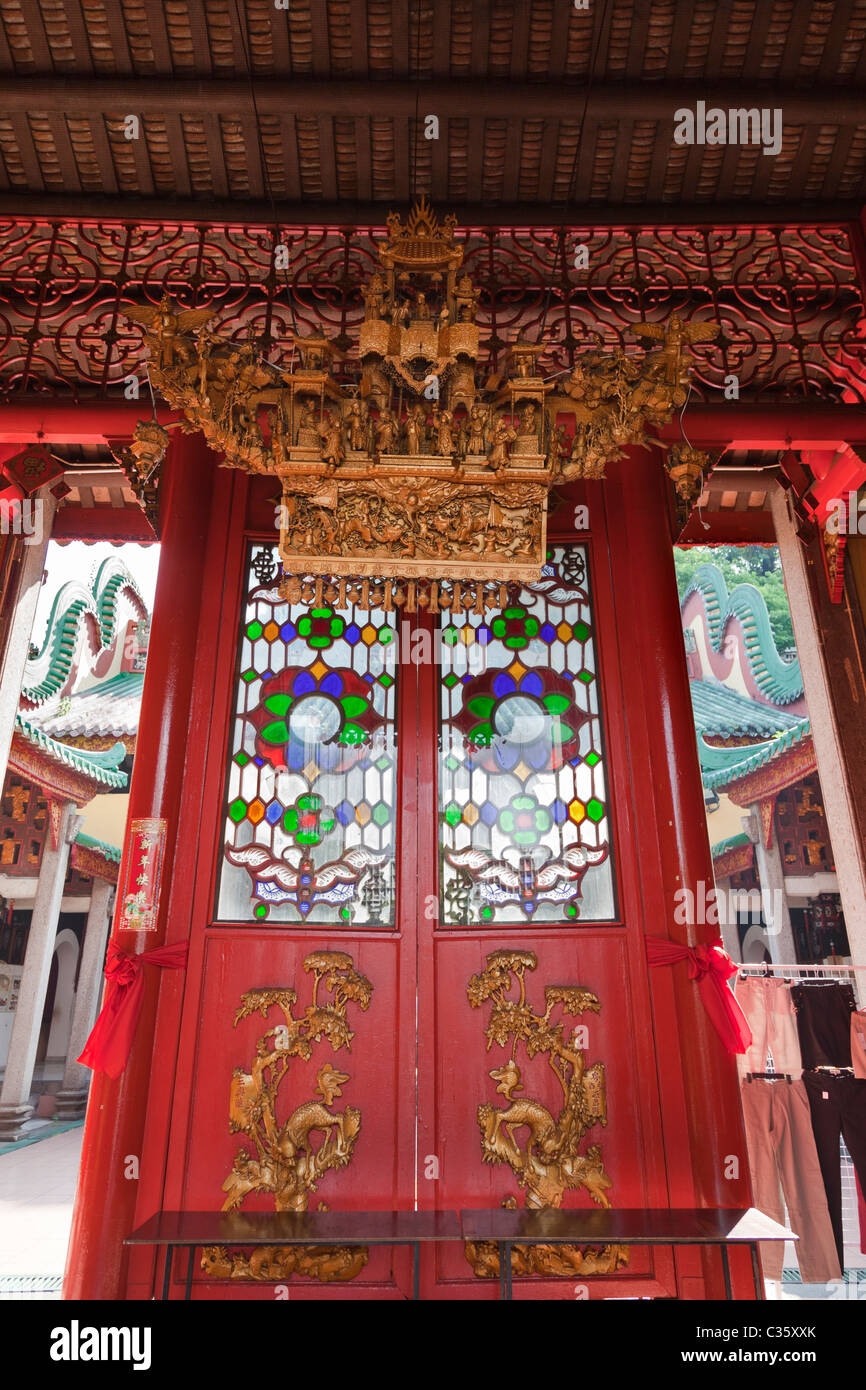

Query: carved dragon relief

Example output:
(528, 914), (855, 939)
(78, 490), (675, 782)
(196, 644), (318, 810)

(465, 950), (629, 1280)
(200, 951), (373, 1284)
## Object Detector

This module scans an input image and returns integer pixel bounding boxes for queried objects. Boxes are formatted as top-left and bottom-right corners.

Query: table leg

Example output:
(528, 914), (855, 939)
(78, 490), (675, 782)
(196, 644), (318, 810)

(161, 1245), (173, 1302)
(721, 1244), (732, 1301)
(750, 1243), (764, 1301)
(413, 1243), (420, 1301)
(185, 1247), (194, 1302)
(505, 1243), (513, 1301)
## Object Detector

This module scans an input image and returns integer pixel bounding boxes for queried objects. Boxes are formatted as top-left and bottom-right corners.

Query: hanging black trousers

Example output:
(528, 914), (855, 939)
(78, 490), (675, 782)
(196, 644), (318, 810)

(791, 983), (855, 1069)
(802, 1071), (866, 1271)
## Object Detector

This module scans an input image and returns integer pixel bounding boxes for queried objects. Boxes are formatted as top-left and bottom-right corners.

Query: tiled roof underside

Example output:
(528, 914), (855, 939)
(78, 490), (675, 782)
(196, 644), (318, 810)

(0, 1), (864, 209)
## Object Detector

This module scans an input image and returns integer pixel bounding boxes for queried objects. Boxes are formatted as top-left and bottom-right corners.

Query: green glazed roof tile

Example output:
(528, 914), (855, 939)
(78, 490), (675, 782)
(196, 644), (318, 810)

(700, 716), (812, 792)
(13, 715), (128, 789)
(22, 558), (146, 706)
(74, 832), (122, 863)
(684, 564), (803, 705)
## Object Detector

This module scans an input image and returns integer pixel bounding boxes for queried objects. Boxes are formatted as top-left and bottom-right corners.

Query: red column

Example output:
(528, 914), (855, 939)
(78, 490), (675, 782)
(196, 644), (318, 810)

(63, 430), (217, 1301)
(610, 445), (754, 1298)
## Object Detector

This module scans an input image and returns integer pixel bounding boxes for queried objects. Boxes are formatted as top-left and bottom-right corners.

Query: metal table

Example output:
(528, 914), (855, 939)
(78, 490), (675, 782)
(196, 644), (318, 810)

(460, 1206), (793, 1301)
(126, 1208), (463, 1301)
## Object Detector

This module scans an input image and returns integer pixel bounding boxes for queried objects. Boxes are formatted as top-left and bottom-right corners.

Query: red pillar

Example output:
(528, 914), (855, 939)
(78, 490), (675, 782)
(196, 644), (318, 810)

(610, 445), (754, 1297)
(63, 431), (217, 1300)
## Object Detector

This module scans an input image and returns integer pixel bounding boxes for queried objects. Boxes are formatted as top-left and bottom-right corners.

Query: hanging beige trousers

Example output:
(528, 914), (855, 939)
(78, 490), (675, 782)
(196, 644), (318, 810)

(740, 1077), (841, 1283)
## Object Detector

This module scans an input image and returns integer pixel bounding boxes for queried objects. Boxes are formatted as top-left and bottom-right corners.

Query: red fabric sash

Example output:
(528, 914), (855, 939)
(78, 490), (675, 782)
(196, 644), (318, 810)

(646, 935), (752, 1055)
(78, 940), (189, 1079)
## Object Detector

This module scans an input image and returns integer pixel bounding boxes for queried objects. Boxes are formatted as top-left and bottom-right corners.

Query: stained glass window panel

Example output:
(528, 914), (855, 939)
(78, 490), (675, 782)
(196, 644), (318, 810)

(216, 546), (398, 925)
(438, 545), (616, 925)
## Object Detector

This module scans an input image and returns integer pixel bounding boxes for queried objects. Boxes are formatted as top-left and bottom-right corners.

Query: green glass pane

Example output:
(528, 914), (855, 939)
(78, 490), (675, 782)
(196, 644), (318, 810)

(228, 798), (247, 824)
(542, 693), (570, 714)
(246, 620), (263, 640)
(585, 751), (600, 767)
(339, 722), (366, 745)
(264, 693), (292, 716)
(578, 670), (594, 684)
(467, 695), (495, 717)
(586, 798), (604, 823)
(574, 621), (590, 641)
(234, 751), (250, 767)
(340, 695), (369, 718)
(444, 803), (462, 828)
(260, 718), (288, 743)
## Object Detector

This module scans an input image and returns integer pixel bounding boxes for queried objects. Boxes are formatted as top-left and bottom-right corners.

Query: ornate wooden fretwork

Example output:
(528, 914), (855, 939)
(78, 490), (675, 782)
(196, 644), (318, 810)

(3, 221), (863, 403)
(124, 203), (714, 601)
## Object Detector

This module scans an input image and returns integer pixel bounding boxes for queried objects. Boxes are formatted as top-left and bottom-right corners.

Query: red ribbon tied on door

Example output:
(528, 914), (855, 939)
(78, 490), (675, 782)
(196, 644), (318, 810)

(77, 940), (189, 1079)
(645, 936), (752, 1055)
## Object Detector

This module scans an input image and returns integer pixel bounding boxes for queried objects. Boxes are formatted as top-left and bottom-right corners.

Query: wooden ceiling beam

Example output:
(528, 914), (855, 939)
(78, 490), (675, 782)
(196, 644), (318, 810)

(3, 77), (865, 124)
(0, 192), (859, 227)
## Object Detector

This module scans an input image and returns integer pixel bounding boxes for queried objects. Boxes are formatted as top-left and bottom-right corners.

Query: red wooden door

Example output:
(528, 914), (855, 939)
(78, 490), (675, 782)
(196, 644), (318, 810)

(135, 467), (730, 1300)
(414, 519), (676, 1298)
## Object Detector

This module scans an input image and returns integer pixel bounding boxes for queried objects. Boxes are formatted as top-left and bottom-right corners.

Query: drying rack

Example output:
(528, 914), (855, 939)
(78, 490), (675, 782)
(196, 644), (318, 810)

(736, 960), (863, 1006)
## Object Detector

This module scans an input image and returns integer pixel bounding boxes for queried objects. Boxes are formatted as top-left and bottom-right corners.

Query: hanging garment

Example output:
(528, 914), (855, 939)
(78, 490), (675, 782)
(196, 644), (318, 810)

(857, 1171), (866, 1257)
(851, 1010), (866, 1081)
(790, 982), (856, 1069)
(734, 976), (802, 1075)
(739, 1077), (842, 1283)
(801, 1071), (866, 1273)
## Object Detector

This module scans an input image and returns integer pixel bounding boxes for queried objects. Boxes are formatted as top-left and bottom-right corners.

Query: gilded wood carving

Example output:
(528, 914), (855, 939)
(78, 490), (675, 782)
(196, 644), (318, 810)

(124, 201), (714, 601)
(201, 951), (373, 1284)
(465, 950), (629, 1279)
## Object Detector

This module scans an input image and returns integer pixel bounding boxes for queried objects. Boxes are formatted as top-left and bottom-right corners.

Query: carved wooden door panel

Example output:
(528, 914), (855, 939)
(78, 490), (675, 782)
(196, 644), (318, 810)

(151, 535), (420, 1299)
(149, 510), (687, 1300)
(415, 536), (678, 1298)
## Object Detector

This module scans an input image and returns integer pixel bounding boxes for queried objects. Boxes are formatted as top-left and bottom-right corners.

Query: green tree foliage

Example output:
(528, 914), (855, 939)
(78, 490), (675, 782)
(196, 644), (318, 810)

(674, 545), (795, 653)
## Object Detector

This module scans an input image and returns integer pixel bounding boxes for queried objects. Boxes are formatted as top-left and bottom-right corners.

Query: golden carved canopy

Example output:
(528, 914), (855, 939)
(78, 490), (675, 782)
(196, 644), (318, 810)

(123, 202), (714, 610)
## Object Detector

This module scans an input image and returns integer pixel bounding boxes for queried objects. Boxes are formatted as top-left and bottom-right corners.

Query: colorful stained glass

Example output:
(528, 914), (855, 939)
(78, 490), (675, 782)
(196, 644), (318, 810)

(216, 546), (398, 925)
(438, 545), (616, 924)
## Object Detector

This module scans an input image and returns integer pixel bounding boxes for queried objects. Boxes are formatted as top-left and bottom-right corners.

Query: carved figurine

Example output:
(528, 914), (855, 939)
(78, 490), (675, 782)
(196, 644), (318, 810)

(295, 398), (318, 444)
(362, 272), (387, 321)
(374, 407), (399, 455)
(270, 410), (288, 469)
(455, 273), (480, 322)
(519, 402), (538, 437)
(318, 411), (345, 472)
(466, 401), (489, 455)
(404, 404), (426, 455)
(632, 315), (718, 387)
(548, 422), (568, 472)
(488, 416), (517, 469)
(343, 399), (369, 452)
(432, 406), (455, 457)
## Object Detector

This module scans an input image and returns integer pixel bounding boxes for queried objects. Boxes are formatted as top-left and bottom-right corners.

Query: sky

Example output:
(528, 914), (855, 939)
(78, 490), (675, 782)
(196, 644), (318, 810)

(31, 541), (161, 650)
